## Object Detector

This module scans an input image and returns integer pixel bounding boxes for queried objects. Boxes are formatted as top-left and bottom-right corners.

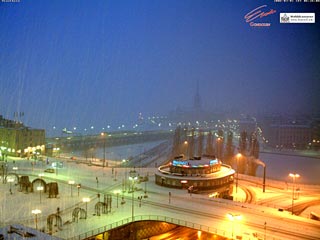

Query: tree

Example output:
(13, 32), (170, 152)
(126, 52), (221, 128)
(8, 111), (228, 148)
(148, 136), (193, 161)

(197, 131), (204, 157)
(224, 131), (234, 165)
(187, 128), (195, 159)
(205, 131), (214, 156)
(172, 126), (182, 157)
(249, 132), (260, 159)
(239, 131), (247, 156)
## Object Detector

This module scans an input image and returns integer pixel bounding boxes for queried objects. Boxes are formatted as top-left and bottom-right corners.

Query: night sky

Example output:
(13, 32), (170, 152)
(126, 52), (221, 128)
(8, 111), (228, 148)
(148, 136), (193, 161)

(0, 0), (319, 133)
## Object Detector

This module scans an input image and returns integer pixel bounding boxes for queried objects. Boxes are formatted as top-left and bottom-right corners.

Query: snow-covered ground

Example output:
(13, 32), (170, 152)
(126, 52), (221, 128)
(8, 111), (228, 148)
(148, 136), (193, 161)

(0, 143), (319, 239)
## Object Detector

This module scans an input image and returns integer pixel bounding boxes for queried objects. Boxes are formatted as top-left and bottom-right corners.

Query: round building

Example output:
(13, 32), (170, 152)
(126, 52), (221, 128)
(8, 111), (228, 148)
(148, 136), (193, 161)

(155, 156), (235, 197)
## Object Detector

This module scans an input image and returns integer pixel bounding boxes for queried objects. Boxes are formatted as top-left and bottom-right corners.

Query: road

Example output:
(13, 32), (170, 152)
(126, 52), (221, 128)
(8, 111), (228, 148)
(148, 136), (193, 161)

(1, 157), (320, 240)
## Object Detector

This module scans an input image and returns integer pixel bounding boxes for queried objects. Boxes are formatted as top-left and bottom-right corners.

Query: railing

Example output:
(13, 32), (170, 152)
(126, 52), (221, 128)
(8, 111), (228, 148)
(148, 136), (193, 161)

(67, 215), (225, 240)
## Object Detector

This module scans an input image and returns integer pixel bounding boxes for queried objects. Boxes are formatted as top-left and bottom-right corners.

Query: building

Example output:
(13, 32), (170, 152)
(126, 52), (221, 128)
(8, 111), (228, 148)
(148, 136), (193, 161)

(0, 115), (45, 158)
(265, 124), (312, 149)
(155, 156), (234, 198)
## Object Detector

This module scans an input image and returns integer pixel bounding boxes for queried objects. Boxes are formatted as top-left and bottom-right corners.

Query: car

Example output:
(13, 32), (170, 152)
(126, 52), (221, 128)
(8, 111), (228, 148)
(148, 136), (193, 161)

(44, 168), (55, 173)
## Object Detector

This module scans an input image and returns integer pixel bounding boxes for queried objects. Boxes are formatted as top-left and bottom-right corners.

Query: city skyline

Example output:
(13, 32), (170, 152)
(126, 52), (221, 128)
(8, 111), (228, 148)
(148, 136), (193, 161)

(0, 0), (319, 132)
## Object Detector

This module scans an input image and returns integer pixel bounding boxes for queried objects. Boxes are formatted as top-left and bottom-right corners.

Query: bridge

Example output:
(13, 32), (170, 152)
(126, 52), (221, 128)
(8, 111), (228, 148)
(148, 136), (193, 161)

(46, 130), (173, 152)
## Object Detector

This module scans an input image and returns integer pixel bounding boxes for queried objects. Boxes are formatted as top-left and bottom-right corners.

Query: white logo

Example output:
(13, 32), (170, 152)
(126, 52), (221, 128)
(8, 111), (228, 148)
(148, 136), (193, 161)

(280, 13), (315, 24)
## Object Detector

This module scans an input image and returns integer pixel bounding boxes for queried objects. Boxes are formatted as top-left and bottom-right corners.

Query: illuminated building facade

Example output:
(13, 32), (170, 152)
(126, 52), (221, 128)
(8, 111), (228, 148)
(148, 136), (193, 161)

(265, 124), (312, 149)
(0, 115), (45, 157)
(155, 156), (235, 197)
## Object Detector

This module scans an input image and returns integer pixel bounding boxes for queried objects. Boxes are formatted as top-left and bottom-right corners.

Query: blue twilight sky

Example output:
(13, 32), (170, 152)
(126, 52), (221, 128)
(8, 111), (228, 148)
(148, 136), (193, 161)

(0, 0), (319, 133)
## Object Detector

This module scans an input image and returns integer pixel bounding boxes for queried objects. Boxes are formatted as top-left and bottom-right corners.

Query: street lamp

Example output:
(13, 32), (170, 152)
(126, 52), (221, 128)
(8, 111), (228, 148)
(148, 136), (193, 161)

(122, 159), (128, 191)
(68, 180), (75, 197)
(101, 132), (107, 167)
(217, 137), (222, 159)
(77, 184), (81, 197)
(227, 213), (242, 239)
(82, 197), (90, 219)
(129, 170), (138, 222)
(236, 153), (242, 194)
(183, 140), (188, 159)
(113, 190), (121, 208)
(289, 173), (300, 215)
(37, 186), (44, 203)
(32, 209), (41, 230)
(7, 177), (14, 194)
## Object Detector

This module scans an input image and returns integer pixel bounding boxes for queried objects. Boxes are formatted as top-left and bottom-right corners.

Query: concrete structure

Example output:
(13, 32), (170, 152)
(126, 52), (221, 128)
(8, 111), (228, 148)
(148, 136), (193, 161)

(155, 156), (234, 197)
(0, 115), (45, 157)
(0, 224), (61, 240)
(265, 124), (312, 149)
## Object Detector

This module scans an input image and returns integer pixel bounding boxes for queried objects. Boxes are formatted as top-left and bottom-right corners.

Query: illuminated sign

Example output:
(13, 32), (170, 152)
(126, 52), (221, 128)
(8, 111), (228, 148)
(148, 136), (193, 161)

(172, 160), (188, 166)
(209, 159), (218, 165)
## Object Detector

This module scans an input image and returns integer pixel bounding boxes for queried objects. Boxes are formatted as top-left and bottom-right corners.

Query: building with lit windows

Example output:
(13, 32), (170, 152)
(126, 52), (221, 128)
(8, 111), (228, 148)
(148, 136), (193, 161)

(155, 156), (235, 198)
(265, 124), (312, 149)
(0, 115), (45, 158)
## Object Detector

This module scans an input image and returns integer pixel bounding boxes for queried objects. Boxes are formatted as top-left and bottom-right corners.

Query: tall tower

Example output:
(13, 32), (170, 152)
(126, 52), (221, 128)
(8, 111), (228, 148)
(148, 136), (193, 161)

(194, 80), (202, 112)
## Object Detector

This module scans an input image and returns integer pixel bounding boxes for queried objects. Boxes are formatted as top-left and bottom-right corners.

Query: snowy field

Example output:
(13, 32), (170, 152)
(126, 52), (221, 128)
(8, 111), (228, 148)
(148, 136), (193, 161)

(0, 142), (319, 239)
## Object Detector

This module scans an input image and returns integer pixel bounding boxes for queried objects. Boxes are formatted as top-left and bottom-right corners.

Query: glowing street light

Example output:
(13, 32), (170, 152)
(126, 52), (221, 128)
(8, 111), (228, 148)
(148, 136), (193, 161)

(82, 197), (90, 219)
(37, 186), (44, 203)
(289, 173), (300, 215)
(236, 153), (242, 194)
(129, 170), (138, 222)
(216, 137), (222, 159)
(101, 132), (107, 167)
(122, 159), (128, 191)
(76, 183), (81, 197)
(68, 180), (75, 197)
(227, 213), (242, 239)
(32, 209), (41, 230)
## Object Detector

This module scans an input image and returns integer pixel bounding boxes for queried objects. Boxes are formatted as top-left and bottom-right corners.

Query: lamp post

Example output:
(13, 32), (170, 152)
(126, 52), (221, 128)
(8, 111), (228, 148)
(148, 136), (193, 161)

(236, 153), (242, 194)
(227, 213), (242, 239)
(68, 180), (75, 197)
(32, 209), (41, 230)
(7, 177), (14, 194)
(122, 159), (128, 191)
(77, 184), (81, 197)
(129, 169), (138, 222)
(289, 173), (300, 215)
(217, 137), (221, 159)
(101, 132), (107, 168)
(184, 141), (188, 159)
(82, 197), (90, 219)
(114, 190), (121, 208)
(37, 186), (44, 203)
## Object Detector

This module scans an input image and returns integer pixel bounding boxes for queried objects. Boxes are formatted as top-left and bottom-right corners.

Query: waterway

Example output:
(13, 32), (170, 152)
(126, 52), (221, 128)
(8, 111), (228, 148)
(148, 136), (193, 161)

(256, 152), (320, 185)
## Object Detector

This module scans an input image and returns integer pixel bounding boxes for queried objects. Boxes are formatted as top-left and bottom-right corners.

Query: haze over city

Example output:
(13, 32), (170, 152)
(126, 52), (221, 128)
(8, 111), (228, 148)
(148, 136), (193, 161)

(1, 1), (320, 239)
(0, 0), (319, 133)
